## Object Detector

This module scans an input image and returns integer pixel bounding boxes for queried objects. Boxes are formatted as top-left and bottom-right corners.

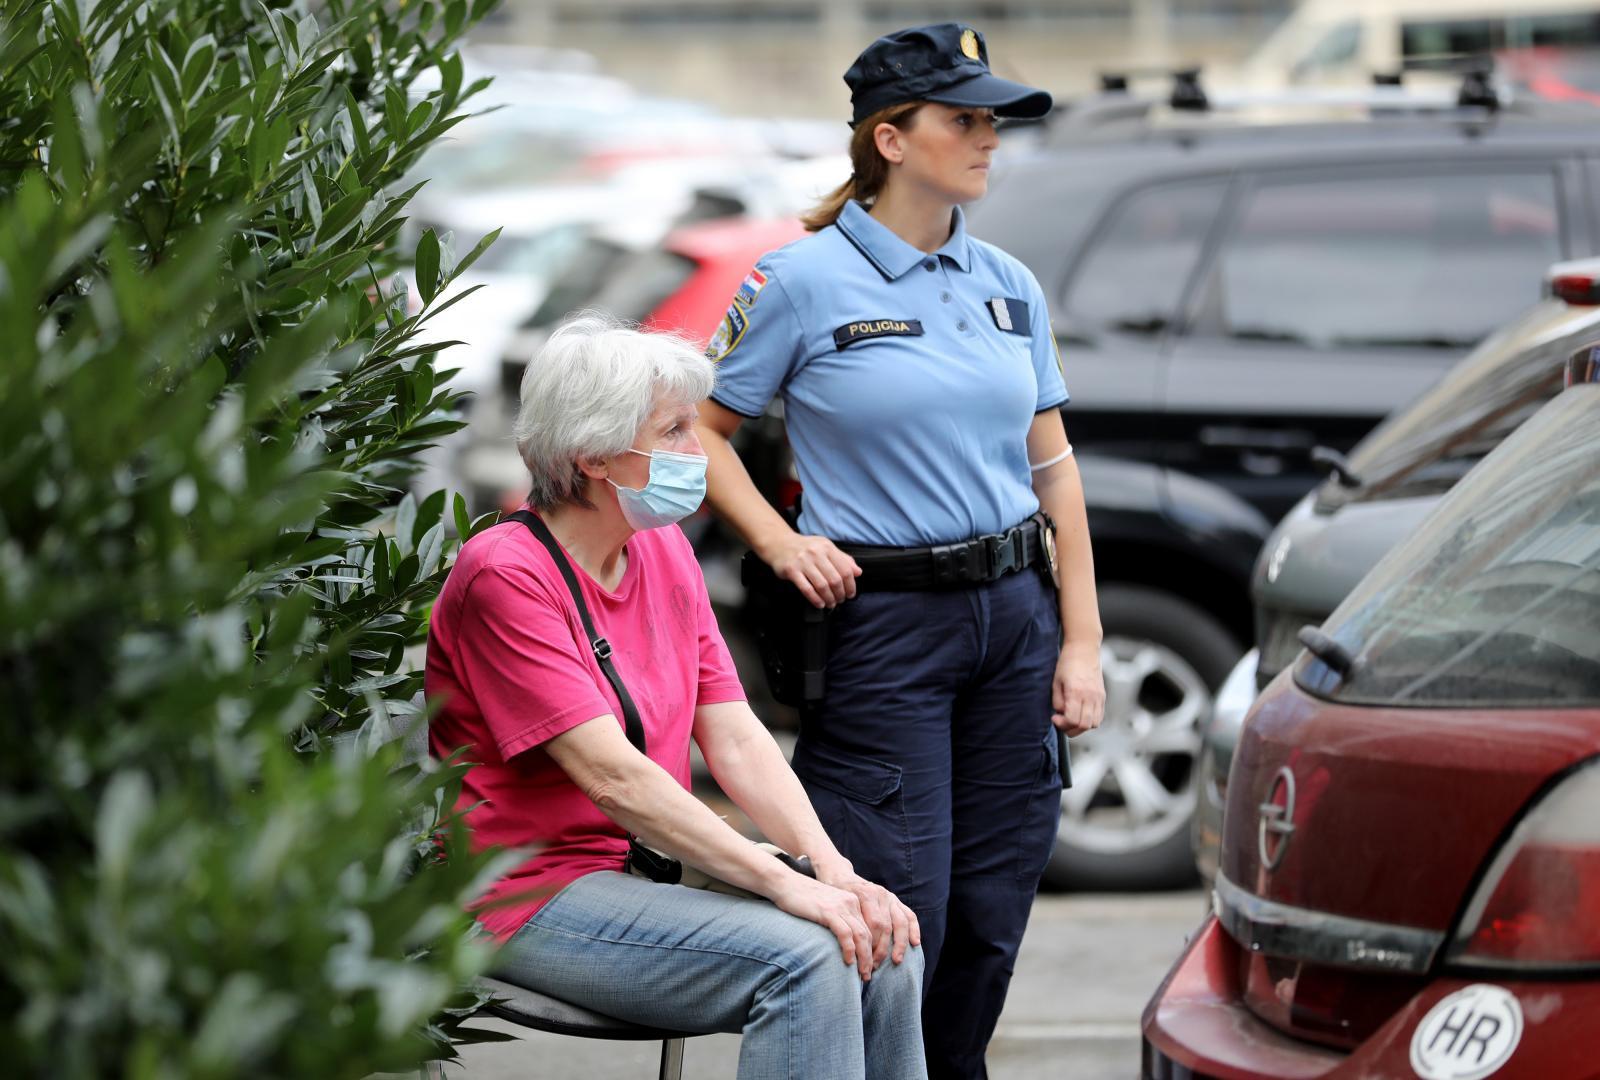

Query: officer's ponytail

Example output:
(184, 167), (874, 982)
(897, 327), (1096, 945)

(801, 101), (927, 232)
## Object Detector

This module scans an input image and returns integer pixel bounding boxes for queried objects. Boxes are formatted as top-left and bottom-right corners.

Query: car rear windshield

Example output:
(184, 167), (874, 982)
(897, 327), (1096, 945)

(1320, 301), (1600, 510)
(1297, 386), (1600, 708)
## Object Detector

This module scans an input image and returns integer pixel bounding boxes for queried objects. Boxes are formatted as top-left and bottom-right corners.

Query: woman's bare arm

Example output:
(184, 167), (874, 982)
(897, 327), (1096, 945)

(1027, 408), (1106, 735)
(544, 714), (881, 977)
(693, 699), (920, 966)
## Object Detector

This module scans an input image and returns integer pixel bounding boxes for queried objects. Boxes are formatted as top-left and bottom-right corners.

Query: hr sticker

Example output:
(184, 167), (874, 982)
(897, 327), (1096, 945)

(1410, 984), (1523, 1080)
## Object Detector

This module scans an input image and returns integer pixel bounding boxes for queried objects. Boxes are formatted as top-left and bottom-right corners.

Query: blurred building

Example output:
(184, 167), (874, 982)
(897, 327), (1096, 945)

(479, 0), (1294, 117)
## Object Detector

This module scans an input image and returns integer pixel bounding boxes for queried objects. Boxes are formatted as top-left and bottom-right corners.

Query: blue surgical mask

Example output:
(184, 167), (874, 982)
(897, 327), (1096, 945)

(608, 448), (707, 530)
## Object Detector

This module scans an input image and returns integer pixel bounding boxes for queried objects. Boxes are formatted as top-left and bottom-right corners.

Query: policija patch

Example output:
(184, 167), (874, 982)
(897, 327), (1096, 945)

(706, 303), (748, 363)
(833, 319), (924, 350)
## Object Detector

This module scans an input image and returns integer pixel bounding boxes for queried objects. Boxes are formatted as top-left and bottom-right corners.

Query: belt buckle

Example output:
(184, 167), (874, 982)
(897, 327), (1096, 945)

(985, 527), (1021, 580)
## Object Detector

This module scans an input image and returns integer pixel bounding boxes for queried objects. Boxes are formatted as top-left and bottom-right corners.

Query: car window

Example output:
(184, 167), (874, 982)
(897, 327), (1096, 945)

(1201, 170), (1561, 352)
(1060, 179), (1227, 343)
(1327, 301), (1600, 509)
(465, 222), (588, 278)
(1298, 386), (1600, 708)
(586, 248), (697, 323)
(1293, 20), (1362, 79)
(1402, 17), (1496, 58)
(525, 235), (628, 329)
(1403, 14), (1600, 57)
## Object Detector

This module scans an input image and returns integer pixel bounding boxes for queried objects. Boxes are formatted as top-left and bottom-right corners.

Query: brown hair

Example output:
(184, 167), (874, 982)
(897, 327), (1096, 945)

(800, 101), (927, 232)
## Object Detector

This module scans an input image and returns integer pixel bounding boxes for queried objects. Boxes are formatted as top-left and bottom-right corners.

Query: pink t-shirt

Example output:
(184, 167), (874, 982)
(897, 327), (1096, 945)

(425, 514), (746, 940)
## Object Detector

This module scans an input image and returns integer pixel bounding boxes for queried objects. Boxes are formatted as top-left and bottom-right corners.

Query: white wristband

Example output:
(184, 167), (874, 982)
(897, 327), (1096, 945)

(1029, 445), (1074, 472)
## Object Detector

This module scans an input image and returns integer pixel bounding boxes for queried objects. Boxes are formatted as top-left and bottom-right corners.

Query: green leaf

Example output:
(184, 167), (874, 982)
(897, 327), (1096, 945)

(444, 1), (467, 38)
(452, 492), (470, 539)
(416, 522), (444, 578)
(384, 83), (408, 143)
(299, 164), (323, 232)
(394, 492), (417, 555)
(392, 553), (419, 592)
(439, 53), (463, 104)
(418, 488), (446, 532)
(446, 227), (501, 283)
(414, 228), (440, 305)
(406, 99), (434, 138)
(342, 87), (370, 156)
(469, 510), (502, 537)
(314, 186), (371, 247)
(253, 59), (284, 114)
(181, 34), (217, 107)
(145, 42), (184, 145)
(95, 771), (152, 886)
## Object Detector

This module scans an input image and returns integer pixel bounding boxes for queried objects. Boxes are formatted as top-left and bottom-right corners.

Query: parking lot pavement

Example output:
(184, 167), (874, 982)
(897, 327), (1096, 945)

(444, 888), (1208, 1080)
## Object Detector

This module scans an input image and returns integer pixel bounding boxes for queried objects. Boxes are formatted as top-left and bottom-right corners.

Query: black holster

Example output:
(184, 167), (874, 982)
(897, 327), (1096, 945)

(741, 552), (831, 707)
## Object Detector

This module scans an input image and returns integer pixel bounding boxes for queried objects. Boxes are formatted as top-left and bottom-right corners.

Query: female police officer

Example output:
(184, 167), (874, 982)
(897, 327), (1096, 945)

(695, 23), (1107, 1079)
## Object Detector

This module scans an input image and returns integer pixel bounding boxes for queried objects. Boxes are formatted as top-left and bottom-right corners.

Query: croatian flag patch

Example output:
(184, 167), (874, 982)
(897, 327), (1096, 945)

(736, 268), (768, 308)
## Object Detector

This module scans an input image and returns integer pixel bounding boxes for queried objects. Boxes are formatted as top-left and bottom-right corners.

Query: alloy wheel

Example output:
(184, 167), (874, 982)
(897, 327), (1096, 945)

(1057, 636), (1210, 856)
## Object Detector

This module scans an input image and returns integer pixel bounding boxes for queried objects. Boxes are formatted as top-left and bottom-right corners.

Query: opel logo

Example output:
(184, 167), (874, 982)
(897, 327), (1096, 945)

(1258, 766), (1296, 871)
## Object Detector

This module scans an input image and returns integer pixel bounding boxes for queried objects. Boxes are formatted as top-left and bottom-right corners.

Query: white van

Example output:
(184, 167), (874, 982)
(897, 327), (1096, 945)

(1242, 0), (1600, 87)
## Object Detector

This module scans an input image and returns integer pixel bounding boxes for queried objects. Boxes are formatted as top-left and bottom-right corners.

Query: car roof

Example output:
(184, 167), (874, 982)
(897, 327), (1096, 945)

(1042, 96), (1600, 155)
(663, 216), (807, 265)
(976, 88), (1600, 301)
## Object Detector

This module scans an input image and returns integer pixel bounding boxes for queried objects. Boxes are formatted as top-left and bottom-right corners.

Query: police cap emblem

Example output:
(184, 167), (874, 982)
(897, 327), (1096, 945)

(960, 28), (980, 60)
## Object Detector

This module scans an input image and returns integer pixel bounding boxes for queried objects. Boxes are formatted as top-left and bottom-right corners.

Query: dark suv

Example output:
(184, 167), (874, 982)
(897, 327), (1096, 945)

(965, 74), (1600, 889)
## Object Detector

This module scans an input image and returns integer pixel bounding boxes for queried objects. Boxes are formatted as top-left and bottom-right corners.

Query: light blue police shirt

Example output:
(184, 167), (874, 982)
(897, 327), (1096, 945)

(708, 199), (1069, 548)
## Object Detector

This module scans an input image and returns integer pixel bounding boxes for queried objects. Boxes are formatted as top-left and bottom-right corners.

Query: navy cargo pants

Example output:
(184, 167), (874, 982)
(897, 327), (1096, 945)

(791, 567), (1064, 1080)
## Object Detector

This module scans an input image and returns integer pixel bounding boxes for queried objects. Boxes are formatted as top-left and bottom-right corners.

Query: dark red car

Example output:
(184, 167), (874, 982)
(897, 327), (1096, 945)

(1143, 356), (1600, 1080)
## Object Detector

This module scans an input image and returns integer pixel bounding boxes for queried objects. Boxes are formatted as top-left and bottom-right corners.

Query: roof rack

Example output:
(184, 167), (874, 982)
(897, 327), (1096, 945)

(1094, 65), (1209, 111)
(1055, 60), (1509, 139)
(1402, 52), (1500, 110)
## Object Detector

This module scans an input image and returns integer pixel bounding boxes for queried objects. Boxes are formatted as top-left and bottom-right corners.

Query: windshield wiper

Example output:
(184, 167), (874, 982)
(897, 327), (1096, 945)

(1311, 446), (1362, 488)
(1298, 626), (1358, 679)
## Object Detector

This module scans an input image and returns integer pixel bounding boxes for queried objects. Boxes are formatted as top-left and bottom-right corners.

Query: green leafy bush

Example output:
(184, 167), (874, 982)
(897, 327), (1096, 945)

(0, 0), (519, 1074)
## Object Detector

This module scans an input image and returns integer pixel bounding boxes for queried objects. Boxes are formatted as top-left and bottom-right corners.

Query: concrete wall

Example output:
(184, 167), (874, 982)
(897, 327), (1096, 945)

(477, 0), (1291, 118)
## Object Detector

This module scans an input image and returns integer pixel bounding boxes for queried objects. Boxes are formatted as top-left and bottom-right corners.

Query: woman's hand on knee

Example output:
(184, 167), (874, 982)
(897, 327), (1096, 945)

(772, 875), (877, 981)
(759, 533), (861, 608)
(816, 867), (921, 967)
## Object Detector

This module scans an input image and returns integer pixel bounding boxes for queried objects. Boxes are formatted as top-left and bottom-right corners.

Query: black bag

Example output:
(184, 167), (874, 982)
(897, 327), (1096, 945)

(741, 552), (831, 708)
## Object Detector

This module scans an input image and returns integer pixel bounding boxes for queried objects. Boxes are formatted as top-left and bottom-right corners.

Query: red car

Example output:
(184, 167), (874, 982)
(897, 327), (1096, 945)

(480, 215), (806, 516)
(1143, 354), (1600, 1080)
(637, 215), (806, 347)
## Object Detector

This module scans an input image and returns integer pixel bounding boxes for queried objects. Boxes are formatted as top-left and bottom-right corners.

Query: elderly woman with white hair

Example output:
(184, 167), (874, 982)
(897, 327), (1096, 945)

(425, 314), (926, 1080)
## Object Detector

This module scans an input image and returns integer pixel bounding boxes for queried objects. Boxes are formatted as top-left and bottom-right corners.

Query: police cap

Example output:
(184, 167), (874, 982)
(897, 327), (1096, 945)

(844, 23), (1053, 127)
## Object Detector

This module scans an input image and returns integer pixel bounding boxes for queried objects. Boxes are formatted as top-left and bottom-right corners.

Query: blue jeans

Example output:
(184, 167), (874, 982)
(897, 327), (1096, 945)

(491, 871), (928, 1080)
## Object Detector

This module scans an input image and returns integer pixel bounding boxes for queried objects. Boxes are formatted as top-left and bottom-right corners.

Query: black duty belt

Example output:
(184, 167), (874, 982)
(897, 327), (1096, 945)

(838, 519), (1045, 592)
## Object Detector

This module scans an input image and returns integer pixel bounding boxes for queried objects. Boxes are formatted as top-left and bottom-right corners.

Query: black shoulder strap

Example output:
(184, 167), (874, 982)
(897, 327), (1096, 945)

(506, 510), (646, 755)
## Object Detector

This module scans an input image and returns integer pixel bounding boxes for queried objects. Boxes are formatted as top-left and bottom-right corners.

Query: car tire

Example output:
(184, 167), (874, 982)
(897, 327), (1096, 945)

(1043, 583), (1242, 892)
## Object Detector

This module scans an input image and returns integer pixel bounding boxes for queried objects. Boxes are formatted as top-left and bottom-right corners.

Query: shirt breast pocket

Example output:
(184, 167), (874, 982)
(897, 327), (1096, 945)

(986, 296), (1031, 337)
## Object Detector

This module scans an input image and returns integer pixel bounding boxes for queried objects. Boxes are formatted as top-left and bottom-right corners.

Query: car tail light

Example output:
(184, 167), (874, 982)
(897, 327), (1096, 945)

(1547, 272), (1600, 306)
(1451, 759), (1600, 971)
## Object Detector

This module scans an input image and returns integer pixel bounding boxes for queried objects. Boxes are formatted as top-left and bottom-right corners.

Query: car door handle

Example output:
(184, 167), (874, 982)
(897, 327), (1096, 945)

(1197, 426), (1316, 453)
